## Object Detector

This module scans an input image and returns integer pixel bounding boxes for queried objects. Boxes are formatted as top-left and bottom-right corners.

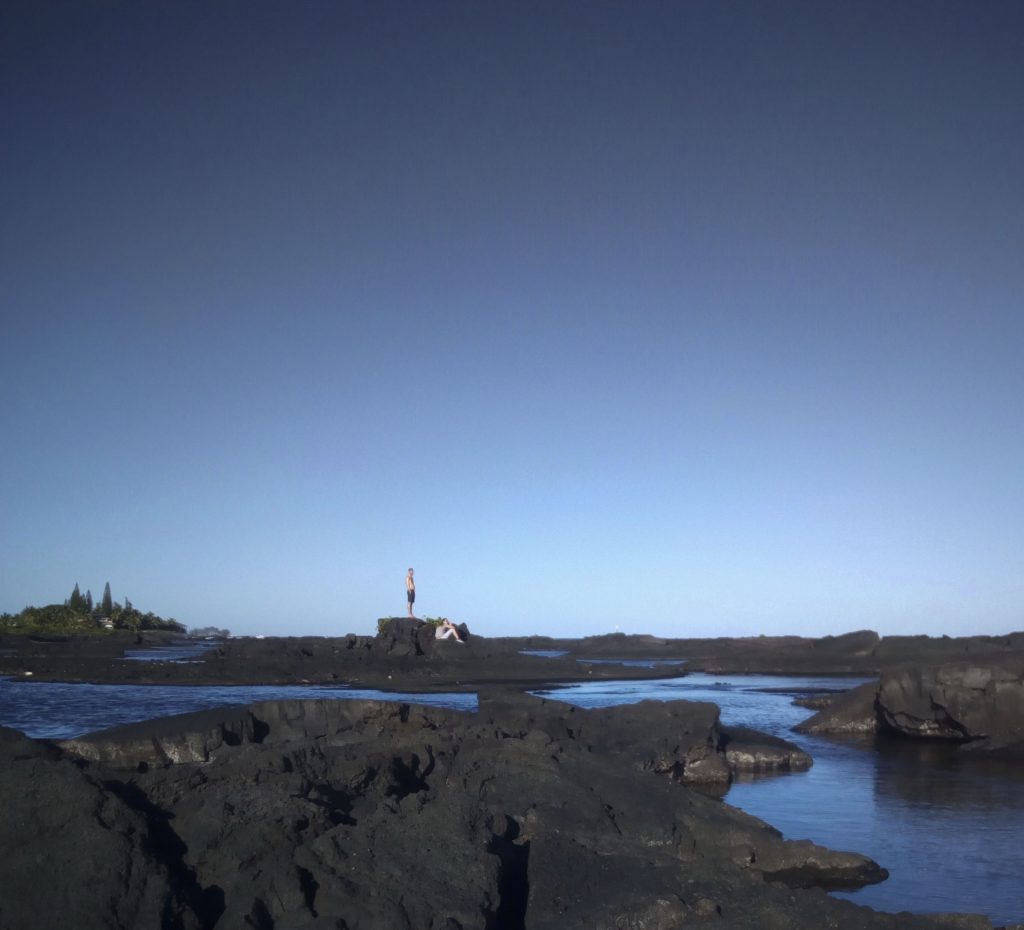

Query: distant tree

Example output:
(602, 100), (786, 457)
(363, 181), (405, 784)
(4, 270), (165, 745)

(111, 603), (135, 630)
(7, 604), (92, 632)
(85, 590), (93, 613)
(68, 583), (87, 613)
(2, 587), (183, 635)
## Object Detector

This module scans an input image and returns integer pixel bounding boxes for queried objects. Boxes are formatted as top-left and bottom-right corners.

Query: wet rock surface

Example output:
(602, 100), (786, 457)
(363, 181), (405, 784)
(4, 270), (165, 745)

(2, 694), (1001, 930)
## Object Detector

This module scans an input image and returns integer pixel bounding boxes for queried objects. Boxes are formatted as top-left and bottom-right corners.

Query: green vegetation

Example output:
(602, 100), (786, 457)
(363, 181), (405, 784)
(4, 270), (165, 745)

(0, 582), (185, 635)
(376, 616), (445, 635)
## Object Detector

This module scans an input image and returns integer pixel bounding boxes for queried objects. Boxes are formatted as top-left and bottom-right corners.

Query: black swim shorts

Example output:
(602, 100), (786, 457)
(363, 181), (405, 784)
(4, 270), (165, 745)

(407, 590), (415, 603)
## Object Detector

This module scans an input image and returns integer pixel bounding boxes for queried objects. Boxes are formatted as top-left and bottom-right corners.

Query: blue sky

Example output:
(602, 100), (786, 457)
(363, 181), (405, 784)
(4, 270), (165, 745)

(2, 1), (1022, 639)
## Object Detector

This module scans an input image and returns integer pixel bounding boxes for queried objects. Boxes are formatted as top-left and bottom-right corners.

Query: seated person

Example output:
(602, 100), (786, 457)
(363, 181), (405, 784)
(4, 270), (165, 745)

(435, 618), (464, 642)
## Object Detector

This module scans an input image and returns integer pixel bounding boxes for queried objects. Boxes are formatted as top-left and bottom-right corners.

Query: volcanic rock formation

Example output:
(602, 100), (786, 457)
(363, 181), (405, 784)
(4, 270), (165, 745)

(797, 659), (1024, 758)
(0, 693), (1003, 930)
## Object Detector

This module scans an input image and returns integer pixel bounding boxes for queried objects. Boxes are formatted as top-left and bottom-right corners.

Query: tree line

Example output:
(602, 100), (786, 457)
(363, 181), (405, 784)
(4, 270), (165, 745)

(0, 582), (186, 635)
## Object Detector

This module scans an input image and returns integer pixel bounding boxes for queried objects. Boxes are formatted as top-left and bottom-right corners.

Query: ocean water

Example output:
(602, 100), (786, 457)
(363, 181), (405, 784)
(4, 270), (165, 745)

(0, 678), (477, 741)
(123, 642), (220, 662)
(1, 671), (1022, 925)
(535, 673), (1024, 927)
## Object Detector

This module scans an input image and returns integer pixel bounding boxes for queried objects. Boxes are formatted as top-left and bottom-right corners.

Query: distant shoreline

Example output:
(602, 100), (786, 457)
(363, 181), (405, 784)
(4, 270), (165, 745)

(3, 625), (1022, 690)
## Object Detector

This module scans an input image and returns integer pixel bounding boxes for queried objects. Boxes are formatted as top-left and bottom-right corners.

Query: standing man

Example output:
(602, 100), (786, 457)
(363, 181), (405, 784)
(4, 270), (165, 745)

(406, 567), (415, 618)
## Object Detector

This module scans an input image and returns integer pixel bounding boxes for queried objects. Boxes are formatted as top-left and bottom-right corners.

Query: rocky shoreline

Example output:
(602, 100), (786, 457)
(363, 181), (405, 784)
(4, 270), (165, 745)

(2, 625), (1023, 929)
(4, 624), (1023, 689)
(0, 692), (1001, 930)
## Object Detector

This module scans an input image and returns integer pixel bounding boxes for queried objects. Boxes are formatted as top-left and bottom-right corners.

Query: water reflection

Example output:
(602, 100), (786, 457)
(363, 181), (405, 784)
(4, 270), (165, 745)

(826, 733), (1024, 920)
(871, 733), (1024, 810)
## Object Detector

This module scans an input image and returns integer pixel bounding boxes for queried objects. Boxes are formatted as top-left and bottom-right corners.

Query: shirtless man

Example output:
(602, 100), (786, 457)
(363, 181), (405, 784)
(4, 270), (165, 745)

(406, 568), (415, 617)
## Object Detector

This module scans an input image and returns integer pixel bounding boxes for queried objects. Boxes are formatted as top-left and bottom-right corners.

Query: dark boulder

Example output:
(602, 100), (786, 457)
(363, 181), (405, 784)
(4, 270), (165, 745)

(796, 681), (881, 735)
(375, 617), (429, 655)
(877, 660), (1024, 756)
(721, 725), (814, 774)
(375, 618), (471, 655)
(476, 690), (732, 783)
(0, 727), (210, 930)
(797, 660), (1024, 759)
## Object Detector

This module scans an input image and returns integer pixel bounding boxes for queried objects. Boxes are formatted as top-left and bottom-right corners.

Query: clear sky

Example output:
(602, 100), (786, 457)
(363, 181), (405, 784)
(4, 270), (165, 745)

(2, 1), (1022, 639)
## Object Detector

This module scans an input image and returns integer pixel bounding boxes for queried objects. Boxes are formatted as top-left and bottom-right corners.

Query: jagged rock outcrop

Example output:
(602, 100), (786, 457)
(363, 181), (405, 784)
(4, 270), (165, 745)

(796, 681), (881, 735)
(5, 693), (1006, 929)
(797, 661), (1024, 758)
(0, 727), (208, 930)
(375, 617), (436, 655)
(61, 686), (810, 786)
(877, 660), (1024, 755)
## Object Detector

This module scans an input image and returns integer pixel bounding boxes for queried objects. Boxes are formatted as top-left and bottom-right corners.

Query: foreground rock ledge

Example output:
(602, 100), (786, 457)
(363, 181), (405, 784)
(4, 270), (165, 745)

(0, 694), (1005, 930)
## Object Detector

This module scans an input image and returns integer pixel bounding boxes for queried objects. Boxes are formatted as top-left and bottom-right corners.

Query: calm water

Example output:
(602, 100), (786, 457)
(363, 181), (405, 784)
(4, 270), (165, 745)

(534, 674), (1024, 926)
(0, 678), (477, 741)
(1, 672), (1022, 925)
(123, 642), (221, 662)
